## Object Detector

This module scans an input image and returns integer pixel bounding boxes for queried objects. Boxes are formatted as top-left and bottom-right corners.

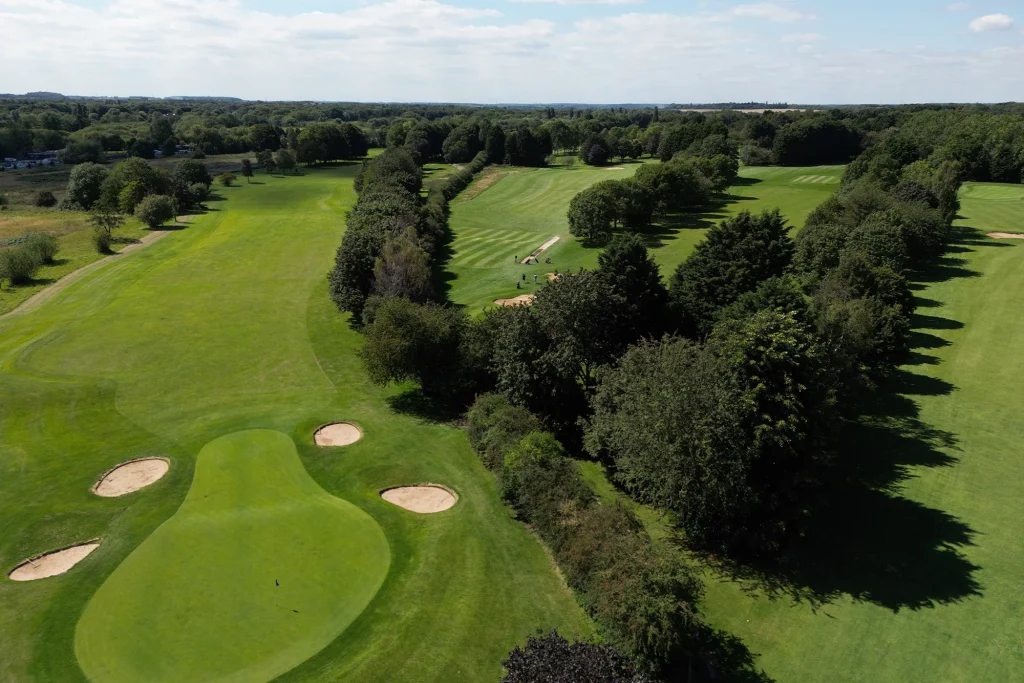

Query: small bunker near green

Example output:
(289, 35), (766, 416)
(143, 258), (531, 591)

(381, 485), (458, 514)
(314, 422), (363, 447)
(93, 458), (170, 497)
(9, 542), (101, 582)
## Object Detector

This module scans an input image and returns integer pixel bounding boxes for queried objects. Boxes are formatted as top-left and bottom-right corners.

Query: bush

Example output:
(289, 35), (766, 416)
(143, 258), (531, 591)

(501, 631), (652, 683)
(466, 393), (545, 470)
(92, 229), (113, 254)
(135, 194), (175, 228)
(218, 173), (237, 187)
(0, 246), (42, 284)
(0, 193), (8, 210)
(23, 232), (59, 264)
(35, 191), (57, 208)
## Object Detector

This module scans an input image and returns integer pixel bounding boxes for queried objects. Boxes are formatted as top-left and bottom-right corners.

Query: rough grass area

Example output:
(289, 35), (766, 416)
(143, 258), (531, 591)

(444, 162), (844, 312)
(0, 166), (591, 683)
(577, 180), (1024, 683)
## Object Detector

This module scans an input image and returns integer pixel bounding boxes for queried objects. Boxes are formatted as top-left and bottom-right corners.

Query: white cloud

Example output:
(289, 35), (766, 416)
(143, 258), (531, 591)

(969, 13), (1014, 32)
(783, 32), (824, 43)
(728, 3), (815, 23)
(511, 0), (642, 4)
(0, 0), (1022, 103)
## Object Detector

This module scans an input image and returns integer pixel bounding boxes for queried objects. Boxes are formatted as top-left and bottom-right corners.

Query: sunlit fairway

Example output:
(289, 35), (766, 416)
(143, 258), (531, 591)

(445, 162), (845, 311)
(0, 166), (591, 683)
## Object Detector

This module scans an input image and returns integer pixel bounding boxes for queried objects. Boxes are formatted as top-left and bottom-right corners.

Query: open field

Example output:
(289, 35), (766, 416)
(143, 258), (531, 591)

(0, 167), (591, 682)
(583, 181), (1024, 682)
(445, 162), (844, 311)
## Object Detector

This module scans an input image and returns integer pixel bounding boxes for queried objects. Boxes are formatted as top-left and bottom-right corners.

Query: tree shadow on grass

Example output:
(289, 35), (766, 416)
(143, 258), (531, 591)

(683, 626), (775, 683)
(385, 388), (465, 425)
(702, 251), (982, 613)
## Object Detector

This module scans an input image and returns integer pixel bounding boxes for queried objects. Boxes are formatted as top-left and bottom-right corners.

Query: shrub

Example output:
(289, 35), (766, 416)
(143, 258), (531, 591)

(501, 631), (652, 683)
(466, 393), (545, 470)
(0, 193), (8, 210)
(92, 229), (114, 254)
(35, 191), (57, 208)
(218, 173), (237, 187)
(135, 195), (175, 228)
(23, 232), (59, 264)
(0, 246), (42, 284)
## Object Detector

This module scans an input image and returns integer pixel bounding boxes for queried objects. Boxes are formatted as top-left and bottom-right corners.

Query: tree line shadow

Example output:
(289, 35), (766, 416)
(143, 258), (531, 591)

(700, 232), (987, 614)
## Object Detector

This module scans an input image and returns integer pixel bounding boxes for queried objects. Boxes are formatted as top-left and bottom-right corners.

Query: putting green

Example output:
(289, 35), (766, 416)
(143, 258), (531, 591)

(74, 429), (390, 683)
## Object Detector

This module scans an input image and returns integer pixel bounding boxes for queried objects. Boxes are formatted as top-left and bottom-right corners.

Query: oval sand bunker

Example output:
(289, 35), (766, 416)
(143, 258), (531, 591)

(314, 422), (363, 447)
(93, 458), (170, 497)
(381, 485), (458, 513)
(9, 542), (101, 581)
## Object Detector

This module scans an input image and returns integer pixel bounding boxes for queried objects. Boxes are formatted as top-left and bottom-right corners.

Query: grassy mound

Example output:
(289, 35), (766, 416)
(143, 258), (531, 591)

(75, 430), (390, 683)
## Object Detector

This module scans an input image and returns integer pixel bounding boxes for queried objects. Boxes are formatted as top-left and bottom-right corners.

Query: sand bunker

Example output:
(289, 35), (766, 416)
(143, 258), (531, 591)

(988, 232), (1024, 239)
(93, 458), (170, 497)
(546, 272), (560, 282)
(604, 166), (626, 171)
(9, 541), (101, 581)
(495, 294), (536, 307)
(314, 422), (363, 447)
(381, 485), (458, 513)
(520, 236), (560, 264)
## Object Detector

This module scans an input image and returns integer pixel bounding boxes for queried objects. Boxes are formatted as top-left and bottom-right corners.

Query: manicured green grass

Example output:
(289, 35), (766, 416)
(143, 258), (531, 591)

(75, 429), (390, 683)
(0, 167), (591, 682)
(578, 181), (1024, 682)
(445, 163), (845, 311)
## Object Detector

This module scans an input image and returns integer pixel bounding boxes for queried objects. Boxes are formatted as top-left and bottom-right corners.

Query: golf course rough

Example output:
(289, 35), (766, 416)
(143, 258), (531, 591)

(74, 429), (390, 683)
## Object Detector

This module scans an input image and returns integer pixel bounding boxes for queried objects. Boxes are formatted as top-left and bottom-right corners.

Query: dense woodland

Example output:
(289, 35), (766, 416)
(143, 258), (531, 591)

(325, 104), (967, 679)
(2, 97), (1024, 184)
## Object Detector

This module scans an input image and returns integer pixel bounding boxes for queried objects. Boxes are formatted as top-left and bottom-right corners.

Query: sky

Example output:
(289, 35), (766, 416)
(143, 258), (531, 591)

(0, 0), (1022, 103)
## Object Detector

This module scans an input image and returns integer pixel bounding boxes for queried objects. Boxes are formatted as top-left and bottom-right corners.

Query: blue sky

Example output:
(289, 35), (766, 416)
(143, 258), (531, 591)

(1, 0), (1022, 102)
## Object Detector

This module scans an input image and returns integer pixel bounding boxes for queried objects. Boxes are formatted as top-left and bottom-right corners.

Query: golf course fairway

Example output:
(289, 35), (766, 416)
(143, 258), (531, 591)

(74, 429), (390, 683)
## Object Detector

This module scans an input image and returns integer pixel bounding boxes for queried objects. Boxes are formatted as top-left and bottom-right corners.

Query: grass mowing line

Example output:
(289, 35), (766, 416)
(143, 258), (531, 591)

(0, 168), (594, 683)
(74, 429), (391, 683)
(0, 228), (177, 321)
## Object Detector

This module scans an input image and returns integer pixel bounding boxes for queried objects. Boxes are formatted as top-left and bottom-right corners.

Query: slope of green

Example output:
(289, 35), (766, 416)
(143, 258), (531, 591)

(75, 429), (390, 683)
(0, 167), (591, 683)
(445, 163), (844, 311)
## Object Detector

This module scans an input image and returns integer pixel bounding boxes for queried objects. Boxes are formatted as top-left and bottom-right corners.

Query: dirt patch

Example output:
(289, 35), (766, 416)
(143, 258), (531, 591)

(988, 232), (1024, 239)
(9, 541), (101, 581)
(546, 272), (560, 282)
(604, 166), (626, 171)
(520, 236), (560, 264)
(495, 294), (536, 307)
(460, 167), (524, 201)
(93, 458), (170, 497)
(381, 485), (458, 513)
(314, 422), (363, 447)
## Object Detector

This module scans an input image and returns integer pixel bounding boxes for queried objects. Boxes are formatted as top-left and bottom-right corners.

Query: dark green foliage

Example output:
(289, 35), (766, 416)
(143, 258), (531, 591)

(22, 232), (59, 264)
(466, 393), (545, 470)
(64, 162), (109, 210)
(485, 126), (506, 164)
(440, 151), (488, 201)
(794, 221), (849, 283)
(579, 134), (613, 166)
(772, 118), (860, 166)
(557, 502), (702, 669)
(174, 159), (213, 188)
(716, 275), (810, 326)
(100, 157), (169, 213)
(34, 190), (57, 208)
(501, 631), (652, 683)
(504, 128), (548, 167)
(372, 228), (433, 303)
(442, 122), (484, 163)
(567, 182), (619, 242)
(0, 245), (42, 284)
(596, 234), (668, 341)
(500, 432), (592, 546)
(355, 147), (422, 195)
(240, 159), (254, 182)
(92, 228), (113, 254)
(128, 139), (155, 159)
(844, 213), (910, 272)
(891, 180), (939, 209)
(58, 139), (105, 165)
(88, 210), (125, 236)
(632, 159), (712, 214)
(358, 298), (468, 398)
(669, 209), (794, 336)
(135, 195), (175, 229)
